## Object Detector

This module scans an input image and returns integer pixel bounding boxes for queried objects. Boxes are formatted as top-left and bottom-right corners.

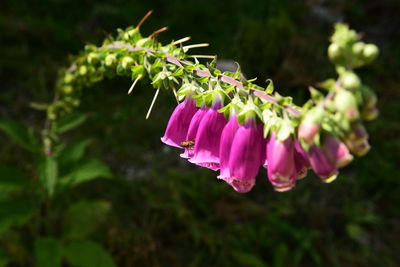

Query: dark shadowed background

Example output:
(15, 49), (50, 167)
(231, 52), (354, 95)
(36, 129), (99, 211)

(1, 0), (400, 266)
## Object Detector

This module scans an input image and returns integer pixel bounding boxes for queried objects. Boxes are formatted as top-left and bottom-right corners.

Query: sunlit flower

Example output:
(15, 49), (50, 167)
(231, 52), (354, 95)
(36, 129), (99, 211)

(189, 101), (227, 170)
(294, 141), (310, 179)
(265, 133), (296, 192)
(217, 113), (240, 181)
(308, 144), (338, 183)
(225, 117), (262, 193)
(161, 96), (197, 148)
(180, 107), (208, 159)
(324, 135), (353, 168)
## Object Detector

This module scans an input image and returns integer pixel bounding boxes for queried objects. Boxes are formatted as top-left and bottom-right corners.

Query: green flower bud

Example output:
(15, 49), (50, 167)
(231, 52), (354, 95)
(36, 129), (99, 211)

(341, 71), (361, 91)
(62, 85), (73, 94)
(352, 42), (365, 56)
(105, 54), (117, 66)
(121, 57), (134, 70)
(64, 73), (74, 84)
(334, 89), (359, 121)
(87, 52), (99, 65)
(363, 44), (379, 62)
(136, 38), (151, 48)
(328, 43), (342, 61)
(79, 65), (87, 76)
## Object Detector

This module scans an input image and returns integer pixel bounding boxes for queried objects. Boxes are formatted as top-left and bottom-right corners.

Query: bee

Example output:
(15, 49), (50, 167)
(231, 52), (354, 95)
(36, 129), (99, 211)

(180, 140), (194, 150)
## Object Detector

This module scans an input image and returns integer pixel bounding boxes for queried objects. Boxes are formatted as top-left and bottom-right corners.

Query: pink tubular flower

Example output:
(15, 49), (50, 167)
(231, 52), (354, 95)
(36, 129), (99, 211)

(161, 97), (197, 148)
(217, 113), (240, 181)
(180, 107), (208, 159)
(324, 135), (353, 168)
(189, 101), (227, 170)
(265, 133), (296, 192)
(294, 141), (310, 179)
(308, 145), (338, 183)
(226, 118), (262, 193)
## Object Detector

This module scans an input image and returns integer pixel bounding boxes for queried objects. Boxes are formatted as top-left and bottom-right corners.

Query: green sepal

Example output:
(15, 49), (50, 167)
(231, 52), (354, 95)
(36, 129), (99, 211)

(318, 79), (336, 91)
(276, 117), (294, 141)
(309, 87), (325, 103)
(265, 79), (274, 94)
(130, 65), (145, 80)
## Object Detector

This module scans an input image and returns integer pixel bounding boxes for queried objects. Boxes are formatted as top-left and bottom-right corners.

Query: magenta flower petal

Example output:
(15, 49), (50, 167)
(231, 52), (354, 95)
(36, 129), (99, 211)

(189, 102), (227, 170)
(294, 141), (310, 179)
(217, 114), (240, 181)
(226, 118), (262, 193)
(161, 97), (197, 148)
(324, 135), (353, 168)
(308, 145), (338, 183)
(266, 133), (296, 190)
(180, 107), (207, 159)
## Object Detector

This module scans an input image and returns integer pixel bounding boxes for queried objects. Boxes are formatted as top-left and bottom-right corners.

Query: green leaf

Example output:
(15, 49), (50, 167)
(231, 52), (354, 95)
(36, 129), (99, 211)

(58, 139), (92, 165)
(56, 113), (87, 134)
(232, 251), (266, 267)
(64, 200), (111, 240)
(0, 119), (38, 151)
(0, 200), (37, 234)
(39, 156), (58, 196)
(59, 159), (111, 188)
(0, 166), (29, 195)
(34, 237), (62, 267)
(63, 241), (116, 267)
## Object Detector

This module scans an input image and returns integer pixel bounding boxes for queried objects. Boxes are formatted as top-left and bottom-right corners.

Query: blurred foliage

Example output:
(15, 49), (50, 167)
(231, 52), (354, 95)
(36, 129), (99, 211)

(1, 0), (400, 266)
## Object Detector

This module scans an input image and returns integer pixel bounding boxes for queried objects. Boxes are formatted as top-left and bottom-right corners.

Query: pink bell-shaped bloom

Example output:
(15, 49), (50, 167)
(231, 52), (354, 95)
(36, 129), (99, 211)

(161, 97), (197, 148)
(189, 101), (227, 170)
(324, 135), (353, 168)
(308, 145), (338, 183)
(294, 141), (310, 179)
(217, 114), (240, 181)
(226, 118), (263, 193)
(265, 133), (296, 192)
(180, 107), (208, 159)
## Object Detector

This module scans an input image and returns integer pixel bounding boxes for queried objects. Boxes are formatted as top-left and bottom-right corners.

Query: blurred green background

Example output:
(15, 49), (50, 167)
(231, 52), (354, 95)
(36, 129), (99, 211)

(1, 0), (400, 266)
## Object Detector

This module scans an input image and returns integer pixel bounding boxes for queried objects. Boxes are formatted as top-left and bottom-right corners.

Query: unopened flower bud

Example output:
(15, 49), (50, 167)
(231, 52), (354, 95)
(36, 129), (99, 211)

(79, 65), (87, 76)
(323, 135), (353, 168)
(363, 44), (379, 62)
(341, 71), (361, 91)
(334, 89), (359, 121)
(328, 43), (342, 62)
(298, 122), (320, 144)
(298, 107), (323, 144)
(347, 123), (368, 145)
(352, 42), (365, 56)
(121, 57), (134, 70)
(87, 53), (99, 65)
(105, 54), (117, 66)
(361, 106), (379, 121)
(347, 139), (370, 156)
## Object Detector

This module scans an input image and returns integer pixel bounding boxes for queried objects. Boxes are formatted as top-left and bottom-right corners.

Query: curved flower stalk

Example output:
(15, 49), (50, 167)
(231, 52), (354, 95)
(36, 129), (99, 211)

(43, 12), (379, 194)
